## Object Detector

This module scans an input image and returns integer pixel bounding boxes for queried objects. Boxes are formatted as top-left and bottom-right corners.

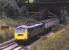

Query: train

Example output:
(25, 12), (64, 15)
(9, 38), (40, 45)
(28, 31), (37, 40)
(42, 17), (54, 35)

(14, 18), (59, 41)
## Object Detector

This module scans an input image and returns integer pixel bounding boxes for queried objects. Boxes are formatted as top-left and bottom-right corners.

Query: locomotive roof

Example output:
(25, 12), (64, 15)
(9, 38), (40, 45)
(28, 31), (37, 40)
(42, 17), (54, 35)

(17, 23), (43, 28)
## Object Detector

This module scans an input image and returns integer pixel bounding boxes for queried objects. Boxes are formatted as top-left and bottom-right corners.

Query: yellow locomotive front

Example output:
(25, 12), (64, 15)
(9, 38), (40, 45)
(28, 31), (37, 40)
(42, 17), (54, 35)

(14, 27), (29, 41)
(14, 23), (44, 41)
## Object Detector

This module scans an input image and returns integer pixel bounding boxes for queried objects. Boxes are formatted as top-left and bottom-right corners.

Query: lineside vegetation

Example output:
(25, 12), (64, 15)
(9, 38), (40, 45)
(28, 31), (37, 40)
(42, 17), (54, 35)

(31, 24), (69, 50)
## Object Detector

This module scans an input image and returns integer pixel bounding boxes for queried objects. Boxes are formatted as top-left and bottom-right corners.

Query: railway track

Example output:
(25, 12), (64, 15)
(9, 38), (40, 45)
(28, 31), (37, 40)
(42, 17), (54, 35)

(0, 39), (31, 50)
(0, 31), (54, 50)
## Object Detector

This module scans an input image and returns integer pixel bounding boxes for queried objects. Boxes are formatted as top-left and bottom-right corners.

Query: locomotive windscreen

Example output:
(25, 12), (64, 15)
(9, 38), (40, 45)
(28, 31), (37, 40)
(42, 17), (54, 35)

(16, 28), (26, 34)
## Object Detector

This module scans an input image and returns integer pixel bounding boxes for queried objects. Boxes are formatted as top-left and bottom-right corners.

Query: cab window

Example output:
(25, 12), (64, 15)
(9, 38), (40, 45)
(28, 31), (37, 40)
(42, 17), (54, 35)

(16, 27), (26, 33)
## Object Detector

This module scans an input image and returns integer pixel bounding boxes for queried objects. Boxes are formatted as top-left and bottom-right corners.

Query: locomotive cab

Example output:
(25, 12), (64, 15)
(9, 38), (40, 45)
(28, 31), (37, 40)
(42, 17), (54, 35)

(14, 27), (28, 40)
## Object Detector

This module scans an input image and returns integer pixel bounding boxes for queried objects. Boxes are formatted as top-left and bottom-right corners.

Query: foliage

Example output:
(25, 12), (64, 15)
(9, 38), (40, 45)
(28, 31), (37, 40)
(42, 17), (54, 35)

(30, 25), (69, 50)
(0, 0), (28, 19)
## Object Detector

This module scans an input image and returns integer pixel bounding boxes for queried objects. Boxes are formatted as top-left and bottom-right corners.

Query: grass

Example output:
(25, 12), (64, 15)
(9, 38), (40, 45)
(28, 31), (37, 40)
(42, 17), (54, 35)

(31, 24), (69, 50)
(0, 17), (16, 43)
(0, 27), (15, 43)
(1, 18), (18, 26)
(0, 16), (38, 43)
